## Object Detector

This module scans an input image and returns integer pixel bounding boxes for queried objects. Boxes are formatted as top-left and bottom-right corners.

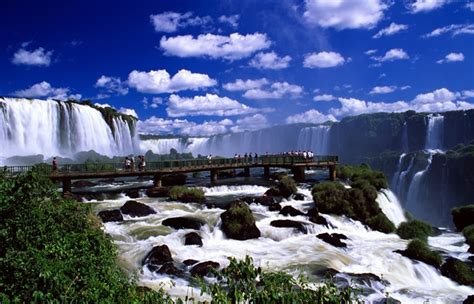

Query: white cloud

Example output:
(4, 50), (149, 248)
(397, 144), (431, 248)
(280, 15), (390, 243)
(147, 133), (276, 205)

(462, 90), (474, 98)
(95, 75), (129, 95)
(303, 51), (346, 68)
(365, 49), (378, 55)
(436, 52), (465, 64)
(406, 0), (449, 13)
(286, 109), (337, 124)
(141, 97), (163, 109)
(370, 86), (397, 94)
(230, 114), (269, 132)
(313, 94), (336, 101)
(118, 107), (138, 118)
(12, 81), (81, 100)
(249, 51), (291, 69)
(467, 2), (474, 11)
(127, 69), (216, 94)
(181, 119), (232, 136)
(412, 88), (458, 104)
(150, 12), (211, 33)
(424, 24), (474, 38)
(94, 103), (113, 108)
(138, 116), (232, 136)
(218, 15), (240, 28)
(371, 48), (409, 62)
(373, 23), (408, 38)
(303, 0), (389, 30)
(12, 47), (53, 66)
(223, 78), (269, 91)
(243, 82), (303, 99)
(160, 33), (271, 60)
(166, 93), (260, 117)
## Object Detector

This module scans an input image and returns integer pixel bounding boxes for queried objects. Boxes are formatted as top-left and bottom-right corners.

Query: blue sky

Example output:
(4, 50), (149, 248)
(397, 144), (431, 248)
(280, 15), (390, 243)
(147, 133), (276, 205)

(1, 0), (473, 135)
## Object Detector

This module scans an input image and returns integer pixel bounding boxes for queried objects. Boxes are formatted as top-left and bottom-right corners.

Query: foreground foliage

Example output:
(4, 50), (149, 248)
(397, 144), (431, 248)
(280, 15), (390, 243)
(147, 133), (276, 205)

(198, 256), (361, 304)
(396, 220), (433, 241)
(169, 186), (206, 203)
(0, 172), (171, 303)
(402, 239), (442, 268)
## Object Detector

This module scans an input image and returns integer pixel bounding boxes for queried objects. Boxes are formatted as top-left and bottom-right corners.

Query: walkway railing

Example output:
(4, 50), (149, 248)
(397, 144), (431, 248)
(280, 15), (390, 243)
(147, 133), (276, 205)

(1, 154), (338, 176)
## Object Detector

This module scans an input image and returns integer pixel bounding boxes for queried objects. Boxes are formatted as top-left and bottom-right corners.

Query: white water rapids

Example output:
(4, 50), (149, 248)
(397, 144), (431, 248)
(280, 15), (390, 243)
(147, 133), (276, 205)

(90, 184), (473, 303)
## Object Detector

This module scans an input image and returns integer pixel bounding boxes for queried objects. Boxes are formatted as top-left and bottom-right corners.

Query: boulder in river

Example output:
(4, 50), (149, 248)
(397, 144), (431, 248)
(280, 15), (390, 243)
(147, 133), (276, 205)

(270, 219), (307, 233)
(142, 244), (173, 266)
(268, 203), (282, 212)
(463, 295), (474, 304)
(125, 188), (140, 199)
(184, 232), (203, 246)
(279, 205), (305, 217)
(97, 209), (123, 223)
(120, 200), (156, 217)
(293, 193), (305, 201)
(316, 233), (348, 248)
(162, 174), (187, 186)
(183, 259), (199, 266)
(220, 201), (261, 240)
(190, 261), (220, 277)
(452, 205), (474, 231)
(72, 180), (97, 188)
(162, 217), (205, 230)
(146, 187), (170, 198)
(440, 258), (474, 286)
(306, 208), (330, 227)
(158, 262), (184, 277)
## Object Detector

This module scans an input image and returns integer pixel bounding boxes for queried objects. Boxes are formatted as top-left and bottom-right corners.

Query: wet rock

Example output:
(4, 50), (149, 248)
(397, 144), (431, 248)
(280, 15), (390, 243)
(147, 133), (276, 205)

(142, 245), (173, 266)
(146, 187), (169, 198)
(125, 188), (140, 199)
(220, 201), (261, 240)
(264, 187), (281, 197)
(464, 295), (474, 304)
(162, 174), (187, 186)
(317, 233), (348, 248)
(190, 261), (220, 277)
(72, 180), (97, 188)
(97, 209), (123, 222)
(162, 217), (205, 230)
(184, 232), (203, 246)
(183, 259), (199, 266)
(120, 200), (156, 217)
(268, 203), (282, 212)
(452, 205), (474, 231)
(241, 196), (276, 206)
(270, 220), (307, 233)
(293, 193), (305, 201)
(158, 262), (184, 276)
(279, 206), (305, 217)
(373, 298), (401, 304)
(440, 258), (474, 286)
(309, 215), (329, 227)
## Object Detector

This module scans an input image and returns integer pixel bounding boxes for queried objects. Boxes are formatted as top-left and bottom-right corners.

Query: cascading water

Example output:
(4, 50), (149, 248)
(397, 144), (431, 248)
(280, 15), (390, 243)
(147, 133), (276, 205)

(401, 121), (409, 152)
(296, 125), (331, 154)
(139, 138), (188, 154)
(0, 98), (138, 161)
(406, 153), (434, 213)
(425, 114), (444, 151)
(376, 189), (406, 227)
(391, 154), (416, 202)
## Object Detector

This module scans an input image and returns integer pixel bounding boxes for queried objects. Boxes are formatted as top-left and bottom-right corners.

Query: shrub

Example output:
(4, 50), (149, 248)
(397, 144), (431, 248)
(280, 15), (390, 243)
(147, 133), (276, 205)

(366, 213), (396, 234)
(396, 220), (433, 241)
(169, 186), (205, 203)
(197, 255), (361, 303)
(440, 258), (474, 286)
(278, 176), (297, 198)
(336, 165), (387, 190)
(463, 224), (474, 247)
(403, 239), (442, 268)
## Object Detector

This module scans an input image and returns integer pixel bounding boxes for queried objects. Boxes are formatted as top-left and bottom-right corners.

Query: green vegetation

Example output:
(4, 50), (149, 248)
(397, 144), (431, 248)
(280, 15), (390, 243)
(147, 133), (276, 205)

(396, 220), (433, 241)
(0, 172), (171, 303)
(440, 258), (474, 286)
(403, 239), (442, 268)
(169, 186), (205, 203)
(463, 224), (474, 247)
(337, 164), (387, 190)
(198, 256), (361, 303)
(451, 204), (474, 231)
(220, 201), (260, 240)
(279, 176), (298, 198)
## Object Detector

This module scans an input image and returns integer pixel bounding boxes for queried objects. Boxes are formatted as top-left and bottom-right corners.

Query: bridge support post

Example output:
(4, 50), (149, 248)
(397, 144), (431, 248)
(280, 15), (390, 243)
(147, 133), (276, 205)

(263, 166), (270, 178)
(329, 165), (336, 181)
(292, 167), (305, 182)
(244, 167), (250, 177)
(153, 173), (162, 187)
(62, 178), (71, 194)
(210, 169), (218, 183)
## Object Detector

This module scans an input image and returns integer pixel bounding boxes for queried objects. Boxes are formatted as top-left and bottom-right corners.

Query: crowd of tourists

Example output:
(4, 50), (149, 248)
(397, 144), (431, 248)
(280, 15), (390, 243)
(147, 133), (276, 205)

(124, 155), (146, 171)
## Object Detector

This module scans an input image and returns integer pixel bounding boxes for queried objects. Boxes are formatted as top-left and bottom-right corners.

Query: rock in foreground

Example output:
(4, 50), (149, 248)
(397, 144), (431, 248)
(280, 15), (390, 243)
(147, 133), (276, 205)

(120, 200), (156, 217)
(220, 201), (260, 240)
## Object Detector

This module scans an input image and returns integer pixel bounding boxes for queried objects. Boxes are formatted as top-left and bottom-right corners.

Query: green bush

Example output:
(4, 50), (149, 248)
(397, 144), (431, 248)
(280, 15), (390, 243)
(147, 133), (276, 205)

(169, 186), (205, 203)
(336, 165), (387, 190)
(198, 256), (361, 303)
(403, 239), (442, 268)
(396, 220), (433, 241)
(0, 172), (171, 303)
(278, 176), (297, 198)
(463, 224), (474, 247)
(366, 213), (396, 234)
(440, 258), (474, 286)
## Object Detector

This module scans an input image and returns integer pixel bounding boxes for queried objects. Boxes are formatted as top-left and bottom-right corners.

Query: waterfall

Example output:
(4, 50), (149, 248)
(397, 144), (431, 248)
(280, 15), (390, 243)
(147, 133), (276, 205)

(425, 115), (444, 151)
(0, 98), (138, 160)
(377, 189), (406, 227)
(402, 122), (409, 152)
(139, 138), (188, 154)
(406, 153), (434, 212)
(391, 153), (406, 190)
(296, 125), (331, 154)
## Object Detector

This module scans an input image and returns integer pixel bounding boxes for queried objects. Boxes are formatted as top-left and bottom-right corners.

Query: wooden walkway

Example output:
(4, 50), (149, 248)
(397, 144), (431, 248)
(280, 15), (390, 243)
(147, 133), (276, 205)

(3, 155), (338, 193)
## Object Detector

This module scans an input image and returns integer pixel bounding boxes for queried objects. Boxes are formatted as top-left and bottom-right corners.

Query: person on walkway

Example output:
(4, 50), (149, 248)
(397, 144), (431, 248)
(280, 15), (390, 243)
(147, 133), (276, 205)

(130, 156), (135, 171)
(141, 155), (146, 171)
(52, 157), (58, 172)
(124, 157), (131, 170)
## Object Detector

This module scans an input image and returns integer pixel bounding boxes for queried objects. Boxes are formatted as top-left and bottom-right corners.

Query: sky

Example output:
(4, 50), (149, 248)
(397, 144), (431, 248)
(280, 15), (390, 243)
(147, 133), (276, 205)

(1, 0), (473, 136)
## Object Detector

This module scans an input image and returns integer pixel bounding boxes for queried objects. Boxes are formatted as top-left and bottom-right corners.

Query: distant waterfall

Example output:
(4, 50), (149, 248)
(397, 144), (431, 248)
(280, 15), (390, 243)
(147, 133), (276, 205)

(401, 122), (409, 152)
(425, 115), (444, 151)
(0, 98), (138, 160)
(296, 125), (331, 154)
(406, 153), (434, 211)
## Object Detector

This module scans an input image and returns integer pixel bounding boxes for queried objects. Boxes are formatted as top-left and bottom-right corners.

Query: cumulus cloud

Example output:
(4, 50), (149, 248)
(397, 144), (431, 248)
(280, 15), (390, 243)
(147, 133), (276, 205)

(141, 97), (163, 109)
(436, 52), (465, 64)
(118, 107), (138, 118)
(370, 86), (397, 94)
(462, 90), (474, 98)
(467, 2), (474, 11)
(303, 51), (346, 68)
(286, 109), (337, 124)
(406, 0), (449, 13)
(223, 78), (269, 91)
(243, 82), (303, 99)
(313, 94), (336, 101)
(138, 116), (234, 136)
(166, 93), (260, 117)
(150, 12), (211, 33)
(218, 15), (240, 28)
(365, 49), (378, 55)
(249, 51), (291, 69)
(424, 24), (474, 38)
(95, 75), (128, 95)
(127, 69), (216, 94)
(371, 48), (409, 62)
(12, 47), (53, 66)
(230, 114), (269, 132)
(160, 33), (271, 60)
(12, 81), (81, 100)
(373, 23), (408, 38)
(303, 0), (389, 30)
